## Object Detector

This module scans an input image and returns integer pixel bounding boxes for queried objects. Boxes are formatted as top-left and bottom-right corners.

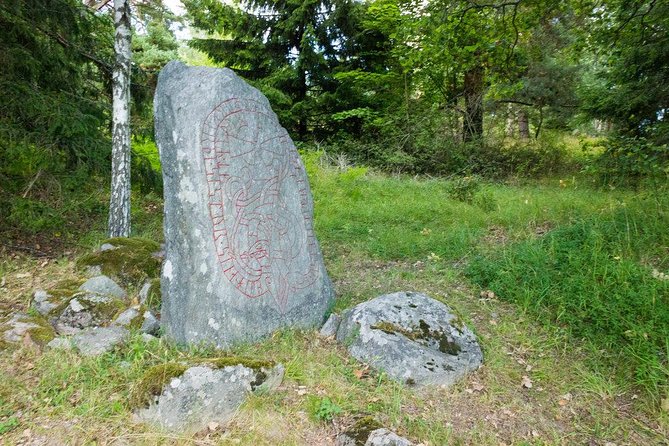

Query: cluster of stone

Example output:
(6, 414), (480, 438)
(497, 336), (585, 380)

(1, 238), (163, 356)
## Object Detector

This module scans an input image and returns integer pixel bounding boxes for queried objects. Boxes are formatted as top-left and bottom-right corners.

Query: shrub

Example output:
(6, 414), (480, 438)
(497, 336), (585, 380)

(584, 136), (669, 188)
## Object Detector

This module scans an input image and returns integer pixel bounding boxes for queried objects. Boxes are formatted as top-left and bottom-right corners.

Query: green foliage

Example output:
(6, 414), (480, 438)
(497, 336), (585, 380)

(580, 0), (669, 141)
(0, 0), (113, 172)
(312, 396), (343, 422)
(466, 196), (669, 396)
(585, 137), (669, 188)
(184, 0), (400, 138)
(446, 176), (482, 204)
(0, 416), (19, 435)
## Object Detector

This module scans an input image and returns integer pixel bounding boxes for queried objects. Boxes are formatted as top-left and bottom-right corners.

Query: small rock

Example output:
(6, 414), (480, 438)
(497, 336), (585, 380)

(47, 337), (73, 351)
(366, 428), (413, 446)
(320, 313), (341, 337)
(32, 289), (58, 316)
(72, 326), (129, 356)
(86, 265), (103, 277)
(69, 298), (85, 313)
(141, 311), (160, 335)
(79, 275), (127, 300)
(114, 308), (140, 327)
(33, 289), (49, 303)
(100, 243), (117, 252)
(138, 281), (152, 303)
(53, 293), (124, 335)
(141, 333), (158, 342)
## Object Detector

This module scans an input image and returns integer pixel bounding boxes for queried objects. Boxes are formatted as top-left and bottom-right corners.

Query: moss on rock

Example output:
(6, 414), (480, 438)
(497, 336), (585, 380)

(0, 314), (55, 347)
(104, 237), (161, 252)
(26, 324), (56, 346)
(129, 356), (277, 410)
(130, 362), (189, 409)
(35, 279), (85, 317)
(77, 237), (162, 284)
(203, 356), (275, 370)
(144, 278), (162, 310)
(370, 319), (461, 355)
(343, 416), (383, 445)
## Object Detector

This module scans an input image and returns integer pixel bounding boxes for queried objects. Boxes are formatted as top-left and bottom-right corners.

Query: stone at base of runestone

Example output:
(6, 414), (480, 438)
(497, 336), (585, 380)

(335, 291), (483, 387)
(365, 429), (413, 446)
(72, 326), (129, 356)
(319, 313), (341, 337)
(137, 363), (284, 433)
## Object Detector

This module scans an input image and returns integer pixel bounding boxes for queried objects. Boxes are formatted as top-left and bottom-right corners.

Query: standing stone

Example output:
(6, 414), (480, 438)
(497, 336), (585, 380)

(155, 61), (334, 347)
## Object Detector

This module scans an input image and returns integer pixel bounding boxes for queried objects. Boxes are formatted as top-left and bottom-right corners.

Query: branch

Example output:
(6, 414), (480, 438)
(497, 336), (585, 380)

(85, 0), (112, 11)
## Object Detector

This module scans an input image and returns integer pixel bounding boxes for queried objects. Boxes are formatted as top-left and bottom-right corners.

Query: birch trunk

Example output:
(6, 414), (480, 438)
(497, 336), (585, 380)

(109, 0), (132, 237)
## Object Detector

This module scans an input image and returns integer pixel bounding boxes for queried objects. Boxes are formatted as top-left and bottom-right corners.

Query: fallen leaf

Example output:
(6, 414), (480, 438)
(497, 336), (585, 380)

(40, 260), (49, 267)
(472, 382), (485, 392)
(0, 276), (5, 287)
(353, 366), (369, 379)
(525, 364), (533, 372)
(521, 375), (533, 389)
(15, 273), (31, 279)
(208, 421), (220, 431)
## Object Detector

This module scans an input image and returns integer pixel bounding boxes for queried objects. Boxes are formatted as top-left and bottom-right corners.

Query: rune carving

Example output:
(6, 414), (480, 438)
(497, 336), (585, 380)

(201, 98), (319, 312)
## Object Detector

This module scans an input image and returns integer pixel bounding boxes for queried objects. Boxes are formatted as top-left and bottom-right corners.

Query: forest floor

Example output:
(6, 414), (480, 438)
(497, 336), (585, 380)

(1, 158), (668, 445)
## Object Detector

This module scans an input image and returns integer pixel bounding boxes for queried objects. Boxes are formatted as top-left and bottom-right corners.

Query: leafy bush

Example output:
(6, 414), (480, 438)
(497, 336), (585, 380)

(584, 136), (669, 188)
(313, 129), (576, 179)
(446, 176), (481, 203)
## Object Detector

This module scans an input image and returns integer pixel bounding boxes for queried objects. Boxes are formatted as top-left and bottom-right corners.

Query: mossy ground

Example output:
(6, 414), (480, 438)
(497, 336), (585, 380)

(77, 237), (161, 284)
(0, 162), (667, 444)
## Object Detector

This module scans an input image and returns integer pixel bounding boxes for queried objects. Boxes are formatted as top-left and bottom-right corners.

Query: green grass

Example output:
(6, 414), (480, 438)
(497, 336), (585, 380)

(466, 199), (669, 397)
(0, 149), (668, 444)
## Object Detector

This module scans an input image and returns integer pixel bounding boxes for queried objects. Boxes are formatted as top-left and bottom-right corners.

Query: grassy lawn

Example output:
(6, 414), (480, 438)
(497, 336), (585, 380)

(0, 153), (667, 445)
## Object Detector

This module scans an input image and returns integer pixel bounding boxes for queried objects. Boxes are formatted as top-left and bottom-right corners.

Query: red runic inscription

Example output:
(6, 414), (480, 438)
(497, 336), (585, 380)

(201, 98), (318, 312)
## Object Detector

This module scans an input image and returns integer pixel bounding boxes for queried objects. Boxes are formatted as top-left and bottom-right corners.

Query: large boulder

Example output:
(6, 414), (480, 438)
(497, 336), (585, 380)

(335, 292), (483, 387)
(155, 61), (334, 348)
(134, 360), (284, 432)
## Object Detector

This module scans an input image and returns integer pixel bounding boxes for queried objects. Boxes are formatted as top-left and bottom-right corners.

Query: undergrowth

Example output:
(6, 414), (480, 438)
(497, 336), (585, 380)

(466, 195), (669, 399)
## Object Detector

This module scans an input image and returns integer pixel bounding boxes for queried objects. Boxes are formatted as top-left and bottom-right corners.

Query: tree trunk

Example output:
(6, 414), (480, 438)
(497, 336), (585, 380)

(463, 65), (483, 142)
(534, 106), (544, 139)
(505, 104), (515, 137)
(518, 109), (530, 140)
(109, 0), (132, 237)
